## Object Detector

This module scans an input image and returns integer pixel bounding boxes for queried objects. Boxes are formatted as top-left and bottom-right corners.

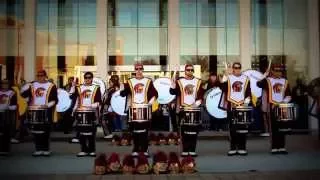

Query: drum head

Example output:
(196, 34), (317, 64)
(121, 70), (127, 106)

(205, 87), (227, 119)
(56, 89), (72, 112)
(93, 77), (106, 97)
(243, 70), (263, 98)
(153, 77), (176, 104)
(111, 90), (127, 116)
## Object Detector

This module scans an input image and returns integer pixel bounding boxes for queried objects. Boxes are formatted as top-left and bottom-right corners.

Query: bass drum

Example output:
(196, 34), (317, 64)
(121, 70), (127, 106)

(93, 77), (106, 98)
(110, 90), (127, 116)
(204, 87), (227, 119)
(56, 88), (72, 112)
(153, 77), (176, 104)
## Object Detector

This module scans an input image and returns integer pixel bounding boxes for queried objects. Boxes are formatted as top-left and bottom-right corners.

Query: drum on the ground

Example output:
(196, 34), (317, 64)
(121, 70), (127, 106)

(27, 106), (48, 134)
(56, 88), (72, 112)
(180, 106), (201, 126)
(128, 103), (152, 123)
(232, 106), (253, 133)
(275, 103), (296, 132)
(75, 107), (96, 135)
(153, 77), (176, 104)
(204, 87), (227, 119)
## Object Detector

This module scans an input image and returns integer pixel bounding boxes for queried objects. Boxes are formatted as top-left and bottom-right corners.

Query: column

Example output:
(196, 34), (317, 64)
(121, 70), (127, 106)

(96, 0), (108, 79)
(308, 0), (320, 131)
(24, 0), (36, 82)
(168, 0), (180, 71)
(239, 0), (251, 70)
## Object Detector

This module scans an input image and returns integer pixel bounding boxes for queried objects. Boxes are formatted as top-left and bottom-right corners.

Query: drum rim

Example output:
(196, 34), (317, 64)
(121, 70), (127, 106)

(131, 103), (151, 108)
(180, 106), (201, 111)
(277, 103), (295, 107)
(28, 106), (47, 110)
(233, 106), (253, 110)
(76, 107), (96, 112)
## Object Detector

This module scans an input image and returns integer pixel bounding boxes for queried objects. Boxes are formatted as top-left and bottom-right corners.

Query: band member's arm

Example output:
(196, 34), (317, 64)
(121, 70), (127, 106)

(244, 80), (252, 104)
(195, 83), (205, 107)
(8, 92), (17, 110)
(283, 83), (292, 103)
(257, 78), (268, 89)
(147, 82), (158, 105)
(47, 85), (58, 108)
(120, 83), (131, 97)
(91, 87), (102, 108)
(169, 81), (181, 96)
(21, 84), (32, 99)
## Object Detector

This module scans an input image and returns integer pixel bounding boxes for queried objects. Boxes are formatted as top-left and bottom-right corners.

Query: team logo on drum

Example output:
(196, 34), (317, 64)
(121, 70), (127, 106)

(232, 81), (243, 92)
(81, 89), (92, 98)
(0, 94), (9, 104)
(134, 83), (144, 94)
(35, 88), (46, 97)
(273, 83), (283, 94)
(184, 84), (195, 95)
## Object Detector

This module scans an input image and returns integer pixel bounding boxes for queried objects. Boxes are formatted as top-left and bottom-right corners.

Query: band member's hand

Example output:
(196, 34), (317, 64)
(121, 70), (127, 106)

(21, 83), (31, 93)
(283, 96), (291, 103)
(171, 79), (176, 89)
(263, 70), (269, 79)
(171, 103), (176, 109)
(40, 104), (48, 108)
(244, 97), (251, 105)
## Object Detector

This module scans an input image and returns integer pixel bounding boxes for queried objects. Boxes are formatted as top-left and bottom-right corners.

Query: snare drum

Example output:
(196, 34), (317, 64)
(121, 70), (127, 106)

(180, 106), (201, 126)
(27, 106), (48, 134)
(75, 107), (96, 135)
(129, 104), (152, 123)
(275, 103), (296, 132)
(0, 109), (10, 136)
(231, 106), (253, 133)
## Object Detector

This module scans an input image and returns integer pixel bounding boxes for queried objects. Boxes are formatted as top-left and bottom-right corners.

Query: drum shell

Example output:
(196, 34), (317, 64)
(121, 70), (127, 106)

(75, 108), (96, 134)
(0, 110), (12, 135)
(27, 107), (49, 133)
(129, 104), (152, 122)
(274, 103), (295, 132)
(231, 106), (253, 133)
(180, 107), (201, 126)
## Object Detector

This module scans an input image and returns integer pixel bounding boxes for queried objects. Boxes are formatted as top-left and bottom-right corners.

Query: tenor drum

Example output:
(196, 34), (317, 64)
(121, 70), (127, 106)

(275, 103), (296, 132)
(180, 106), (201, 126)
(75, 107), (96, 135)
(0, 109), (10, 136)
(232, 106), (253, 133)
(27, 106), (48, 134)
(128, 104), (152, 123)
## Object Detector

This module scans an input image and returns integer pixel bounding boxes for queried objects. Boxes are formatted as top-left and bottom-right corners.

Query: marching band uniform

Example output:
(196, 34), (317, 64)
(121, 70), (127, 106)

(257, 65), (291, 154)
(170, 64), (204, 157)
(220, 63), (251, 156)
(73, 73), (101, 157)
(0, 80), (17, 155)
(21, 70), (58, 156)
(120, 63), (158, 157)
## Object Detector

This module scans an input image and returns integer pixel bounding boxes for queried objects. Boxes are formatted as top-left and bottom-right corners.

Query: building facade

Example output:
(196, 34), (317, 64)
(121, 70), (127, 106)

(0, 0), (319, 129)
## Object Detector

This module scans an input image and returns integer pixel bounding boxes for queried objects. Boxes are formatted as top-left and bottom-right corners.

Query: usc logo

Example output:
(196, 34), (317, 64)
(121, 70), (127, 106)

(81, 89), (92, 98)
(232, 81), (243, 92)
(184, 84), (195, 95)
(0, 94), (9, 104)
(134, 83), (144, 94)
(35, 88), (45, 97)
(273, 83), (283, 94)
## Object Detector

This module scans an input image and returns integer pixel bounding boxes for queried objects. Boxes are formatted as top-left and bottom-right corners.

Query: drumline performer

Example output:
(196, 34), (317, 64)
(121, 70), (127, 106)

(220, 62), (251, 156)
(169, 64), (204, 157)
(120, 63), (158, 157)
(257, 64), (291, 154)
(21, 70), (58, 156)
(0, 80), (17, 155)
(73, 72), (101, 157)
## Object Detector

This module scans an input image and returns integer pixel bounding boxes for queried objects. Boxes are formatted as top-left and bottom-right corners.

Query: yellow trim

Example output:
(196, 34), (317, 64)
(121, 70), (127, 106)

(144, 79), (151, 103)
(128, 79), (134, 103)
(227, 77), (245, 105)
(91, 86), (98, 104)
(46, 84), (54, 104)
(177, 80), (186, 105)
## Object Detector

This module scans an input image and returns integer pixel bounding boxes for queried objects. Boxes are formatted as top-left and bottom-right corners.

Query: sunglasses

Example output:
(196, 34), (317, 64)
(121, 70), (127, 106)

(84, 76), (93, 79)
(233, 66), (241, 69)
(135, 68), (144, 71)
(186, 69), (194, 72)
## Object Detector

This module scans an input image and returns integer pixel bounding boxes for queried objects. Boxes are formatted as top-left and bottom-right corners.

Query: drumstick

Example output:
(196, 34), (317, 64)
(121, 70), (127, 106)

(267, 58), (272, 72)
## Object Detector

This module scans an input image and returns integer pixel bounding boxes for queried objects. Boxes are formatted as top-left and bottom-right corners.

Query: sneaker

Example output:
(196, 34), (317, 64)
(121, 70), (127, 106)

(71, 138), (79, 143)
(260, 133), (270, 137)
(143, 152), (149, 157)
(42, 151), (51, 156)
(189, 152), (198, 157)
(89, 152), (96, 157)
(10, 138), (20, 144)
(104, 134), (114, 139)
(180, 152), (188, 157)
(227, 150), (237, 156)
(32, 151), (43, 157)
(237, 150), (248, 156)
(131, 152), (138, 157)
(270, 149), (279, 154)
(77, 152), (87, 157)
(278, 148), (288, 154)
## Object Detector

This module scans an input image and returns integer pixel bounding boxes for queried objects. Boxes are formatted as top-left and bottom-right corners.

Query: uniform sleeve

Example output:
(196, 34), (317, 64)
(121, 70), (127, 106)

(285, 83), (291, 97)
(94, 87), (102, 104)
(48, 85), (58, 105)
(257, 78), (268, 89)
(10, 93), (17, 106)
(245, 80), (252, 99)
(219, 81), (228, 93)
(21, 87), (32, 98)
(169, 81), (181, 96)
(196, 83), (205, 101)
(147, 81), (158, 101)
(120, 83), (131, 97)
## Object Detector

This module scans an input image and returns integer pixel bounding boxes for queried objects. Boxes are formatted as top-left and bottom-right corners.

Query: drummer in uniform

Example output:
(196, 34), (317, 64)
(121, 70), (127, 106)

(0, 80), (17, 156)
(170, 64), (204, 157)
(120, 63), (158, 157)
(21, 70), (58, 156)
(257, 64), (291, 154)
(220, 62), (251, 156)
(73, 72), (101, 157)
